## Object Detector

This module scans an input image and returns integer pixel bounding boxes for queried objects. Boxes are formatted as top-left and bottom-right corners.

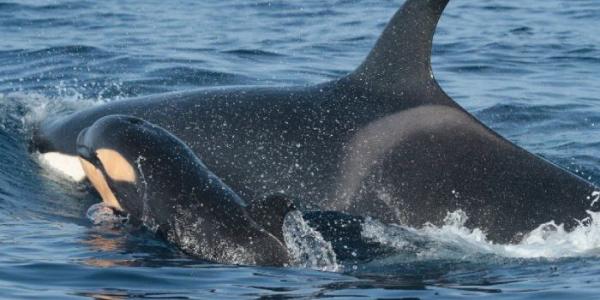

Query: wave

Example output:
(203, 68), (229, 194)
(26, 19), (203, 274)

(222, 49), (284, 57)
(0, 1), (91, 12)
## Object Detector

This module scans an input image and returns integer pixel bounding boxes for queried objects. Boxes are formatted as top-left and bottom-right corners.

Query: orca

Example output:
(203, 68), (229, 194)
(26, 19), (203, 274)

(32, 0), (599, 243)
(77, 115), (295, 266)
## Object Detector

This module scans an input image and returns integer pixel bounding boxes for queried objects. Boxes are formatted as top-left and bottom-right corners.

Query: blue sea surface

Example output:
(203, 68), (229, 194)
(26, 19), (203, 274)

(1, 0), (600, 299)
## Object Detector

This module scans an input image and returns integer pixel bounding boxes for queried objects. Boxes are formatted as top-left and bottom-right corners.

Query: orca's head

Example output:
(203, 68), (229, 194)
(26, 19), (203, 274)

(76, 115), (186, 216)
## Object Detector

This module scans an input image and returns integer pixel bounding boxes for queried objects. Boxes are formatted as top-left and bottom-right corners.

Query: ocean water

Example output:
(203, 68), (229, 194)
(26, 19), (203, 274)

(1, 0), (600, 299)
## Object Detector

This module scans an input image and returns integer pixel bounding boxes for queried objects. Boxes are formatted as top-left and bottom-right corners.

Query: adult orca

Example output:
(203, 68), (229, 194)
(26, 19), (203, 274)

(32, 0), (598, 243)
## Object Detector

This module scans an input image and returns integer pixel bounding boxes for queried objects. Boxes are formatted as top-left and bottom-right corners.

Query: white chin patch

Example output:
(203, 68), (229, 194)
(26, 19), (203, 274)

(37, 152), (86, 182)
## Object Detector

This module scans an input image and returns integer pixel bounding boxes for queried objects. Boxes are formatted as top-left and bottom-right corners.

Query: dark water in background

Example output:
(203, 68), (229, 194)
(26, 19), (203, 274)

(1, 0), (600, 299)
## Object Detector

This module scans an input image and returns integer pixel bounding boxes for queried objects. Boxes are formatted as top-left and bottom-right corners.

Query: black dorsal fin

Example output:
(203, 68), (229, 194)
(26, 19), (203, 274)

(347, 0), (450, 94)
(249, 193), (297, 243)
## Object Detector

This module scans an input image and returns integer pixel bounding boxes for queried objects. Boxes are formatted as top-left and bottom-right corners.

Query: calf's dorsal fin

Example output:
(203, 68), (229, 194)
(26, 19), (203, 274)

(249, 193), (297, 244)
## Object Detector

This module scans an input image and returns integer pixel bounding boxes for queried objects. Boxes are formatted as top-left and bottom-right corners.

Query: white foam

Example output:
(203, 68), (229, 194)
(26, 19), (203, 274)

(502, 210), (600, 258)
(37, 152), (86, 182)
(362, 203), (600, 262)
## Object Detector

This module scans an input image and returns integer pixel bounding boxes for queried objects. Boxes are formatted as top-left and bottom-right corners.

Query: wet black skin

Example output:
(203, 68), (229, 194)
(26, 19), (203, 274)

(77, 115), (294, 266)
(33, 0), (599, 243)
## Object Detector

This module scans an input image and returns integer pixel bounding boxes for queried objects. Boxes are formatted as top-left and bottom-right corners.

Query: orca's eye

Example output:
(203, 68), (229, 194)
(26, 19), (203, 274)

(77, 144), (102, 167)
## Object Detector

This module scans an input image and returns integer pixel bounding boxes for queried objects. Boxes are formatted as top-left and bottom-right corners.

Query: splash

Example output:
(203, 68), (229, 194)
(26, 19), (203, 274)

(362, 207), (600, 262)
(282, 210), (340, 272)
(0, 78), (129, 137)
(0, 83), (107, 134)
(361, 211), (495, 263)
(0, 81), (126, 181)
(502, 210), (600, 258)
(86, 202), (128, 226)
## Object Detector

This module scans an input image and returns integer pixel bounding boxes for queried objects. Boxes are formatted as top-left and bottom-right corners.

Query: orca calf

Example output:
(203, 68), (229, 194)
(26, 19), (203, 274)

(77, 115), (295, 266)
(32, 0), (598, 244)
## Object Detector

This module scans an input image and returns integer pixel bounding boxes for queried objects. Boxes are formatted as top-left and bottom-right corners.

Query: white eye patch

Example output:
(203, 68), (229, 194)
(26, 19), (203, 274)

(95, 149), (136, 183)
